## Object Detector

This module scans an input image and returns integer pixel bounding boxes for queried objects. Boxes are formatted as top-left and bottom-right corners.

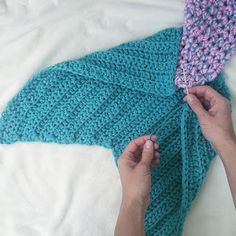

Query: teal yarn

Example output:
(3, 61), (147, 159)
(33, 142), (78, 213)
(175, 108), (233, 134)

(0, 27), (231, 235)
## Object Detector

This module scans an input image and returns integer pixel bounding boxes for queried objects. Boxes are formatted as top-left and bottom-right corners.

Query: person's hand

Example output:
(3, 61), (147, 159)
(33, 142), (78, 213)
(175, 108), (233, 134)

(115, 135), (159, 236)
(183, 85), (236, 153)
(117, 134), (160, 211)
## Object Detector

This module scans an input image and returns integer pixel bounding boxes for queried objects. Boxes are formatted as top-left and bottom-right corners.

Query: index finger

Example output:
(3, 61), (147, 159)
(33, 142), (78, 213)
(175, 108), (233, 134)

(187, 85), (223, 101)
(123, 134), (157, 156)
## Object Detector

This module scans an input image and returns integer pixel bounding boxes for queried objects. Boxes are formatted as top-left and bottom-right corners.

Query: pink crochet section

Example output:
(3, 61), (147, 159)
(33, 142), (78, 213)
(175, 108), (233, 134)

(175, 0), (236, 89)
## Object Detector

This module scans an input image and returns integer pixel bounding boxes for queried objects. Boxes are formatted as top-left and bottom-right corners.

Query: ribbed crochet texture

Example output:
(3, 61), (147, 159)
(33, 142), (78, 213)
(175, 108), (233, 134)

(0, 28), (231, 235)
(174, 0), (236, 88)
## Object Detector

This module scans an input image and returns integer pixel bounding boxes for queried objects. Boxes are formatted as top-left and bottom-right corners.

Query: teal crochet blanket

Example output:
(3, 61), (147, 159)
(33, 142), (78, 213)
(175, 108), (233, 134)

(0, 27), (231, 235)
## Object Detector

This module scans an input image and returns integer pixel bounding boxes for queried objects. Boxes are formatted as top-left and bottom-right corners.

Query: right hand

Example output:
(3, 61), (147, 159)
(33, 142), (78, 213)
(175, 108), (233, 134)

(183, 85), (236, 153)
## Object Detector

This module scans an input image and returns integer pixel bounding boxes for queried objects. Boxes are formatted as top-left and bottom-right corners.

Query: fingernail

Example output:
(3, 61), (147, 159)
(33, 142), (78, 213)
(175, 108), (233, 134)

(145, 140), (153, 149)
(183, 89), (187, 94)
(183, 95), (193, 102)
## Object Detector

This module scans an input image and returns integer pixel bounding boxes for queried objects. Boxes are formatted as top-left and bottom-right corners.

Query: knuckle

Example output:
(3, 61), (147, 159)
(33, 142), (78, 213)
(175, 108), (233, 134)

(139, 161), (149, 170)
(124, 149), (133, 159)
(142, 150), (152, 157)
(205, 85), (214, 93)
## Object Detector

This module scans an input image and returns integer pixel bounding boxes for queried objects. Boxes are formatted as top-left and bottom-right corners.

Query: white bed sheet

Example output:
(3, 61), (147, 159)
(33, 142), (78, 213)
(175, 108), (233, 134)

(0, 0), (236, 235)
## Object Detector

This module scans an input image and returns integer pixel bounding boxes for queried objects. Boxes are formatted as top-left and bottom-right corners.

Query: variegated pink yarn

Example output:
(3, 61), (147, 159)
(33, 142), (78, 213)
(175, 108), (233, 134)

(175, 0), (236, 89)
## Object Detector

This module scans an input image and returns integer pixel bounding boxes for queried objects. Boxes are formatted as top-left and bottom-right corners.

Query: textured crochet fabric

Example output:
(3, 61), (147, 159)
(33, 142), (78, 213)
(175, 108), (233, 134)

(174, 0), (236, 89)
(0, 27), (231, 235)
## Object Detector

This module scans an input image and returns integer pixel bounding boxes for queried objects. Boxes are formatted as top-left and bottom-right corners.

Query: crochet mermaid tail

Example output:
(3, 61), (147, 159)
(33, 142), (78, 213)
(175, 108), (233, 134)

(0, 28), (231, 235)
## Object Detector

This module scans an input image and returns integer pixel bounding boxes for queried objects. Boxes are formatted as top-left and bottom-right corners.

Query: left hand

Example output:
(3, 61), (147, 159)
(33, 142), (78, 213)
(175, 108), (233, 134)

(117, 134), (160, 211)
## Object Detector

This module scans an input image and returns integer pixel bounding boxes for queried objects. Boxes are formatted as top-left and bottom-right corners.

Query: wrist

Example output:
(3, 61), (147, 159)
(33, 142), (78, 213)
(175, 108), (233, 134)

(121, 196), (146, 214)
(213, 134), (236, 161)
(116, 197), (146, 236)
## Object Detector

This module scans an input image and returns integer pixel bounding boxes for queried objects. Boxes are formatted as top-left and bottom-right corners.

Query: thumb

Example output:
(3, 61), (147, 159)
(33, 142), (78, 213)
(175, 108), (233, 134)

(140, 140), (154, 167)
(184, 94), (209, 121)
